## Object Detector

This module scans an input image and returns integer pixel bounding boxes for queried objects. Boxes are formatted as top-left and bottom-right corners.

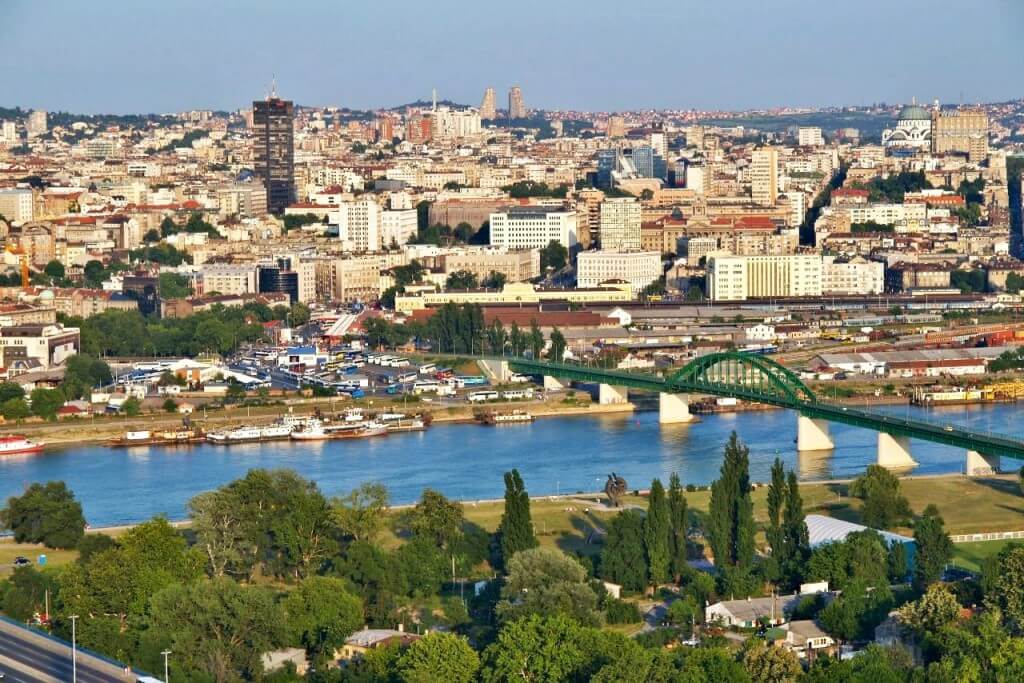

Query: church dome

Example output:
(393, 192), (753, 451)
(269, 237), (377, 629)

(898, 104), (931, 121)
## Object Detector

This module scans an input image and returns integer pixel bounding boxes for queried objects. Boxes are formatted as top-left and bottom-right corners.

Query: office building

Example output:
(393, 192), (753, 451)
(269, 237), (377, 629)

(607, 116), (626, 138)
(577, 250), (661, 291)
(480, 87), (497, 120)
(439, 248), (540, 283)
(707, 254), (823, 301)
(599, 198), (642, 251)
(315, 256), (381, 302)
(931, 108), (989, 162)
(596, 149), (618, 189)
(253, 95), (295, 213)
(381, 209), (417, 247)
(631, 145), (655, 178)
(508, 86), (526, 119)
(489, 207), (577, 251)
(258, 257), (314, 304)
(798, 127), (824, 146)
(27, 110), (47, 138)
(750, 148), (779, 206)
(196, 264), (258, 296)
(0, 188), (34, 224)
(822, 256), (884, 295)
(216, 183), (267, 218)
(330, 199), (382, 252)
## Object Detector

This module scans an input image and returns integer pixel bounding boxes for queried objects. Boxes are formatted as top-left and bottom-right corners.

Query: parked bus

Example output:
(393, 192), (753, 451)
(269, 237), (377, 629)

(468, 390), (500, 403)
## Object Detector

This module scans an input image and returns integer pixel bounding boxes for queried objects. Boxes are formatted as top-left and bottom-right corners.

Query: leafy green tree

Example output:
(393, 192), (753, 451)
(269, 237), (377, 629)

(707, 432), (755, 569)
(282, 576), (363, 663)
(540, 240), (568, 271)
(159, 216), (178, 237)
(497, 547), (599, 625)
(481, 613), (586, 683)
(43, 259), (65, 280)
(742, 639), (802, 683)
(508, 321), (527, 356)
(390, 535), (448, 598)
(913, 504), (953, 590)
(778, 470), (810, 590)
(805, 529), (890, 591)
(158, 272), (193, 299)
(887, 540), (908, 583)
(896, 582), (961, 635)
(1, 397), (31, 420)
(453, 222), (476, 242)
(61, 354), (112, 399)
(77, 533), (116, 563)
(289, 302), (311, 326)
(397, 632), (480, 683)
(548, 327), (567, 361)
(819, 580), (894, 643)
(143, 578), (285, 681)
(849, 464), (912, 529)
(1, 481), (85, 548)
(122, 396), (141, 416)
(984, 543), (1024, 634)
(331, 482), (390, 543)
(765, 458), (786, 582)
(188, 489), (250, 578)
(29, 387), (64, 419)
(528, 319), (544, 358)
(600, 509), (648, 591)
(1, 566), (58, 622)
(0, 381), (25, 403)
(486, 319), (508, 355)
(667, 473), (689, 580)
(408, 488), (464, 549)
(162, 398), (177, 413)
(644, 479), (671, 585)
(498, 469), (537, 569)
(482, 270), (507, 289)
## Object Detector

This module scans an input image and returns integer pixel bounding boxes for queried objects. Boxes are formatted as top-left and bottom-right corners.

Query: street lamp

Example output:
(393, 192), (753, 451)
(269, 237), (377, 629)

(70, 614), (78, 683)
(162, 649), (172, 682)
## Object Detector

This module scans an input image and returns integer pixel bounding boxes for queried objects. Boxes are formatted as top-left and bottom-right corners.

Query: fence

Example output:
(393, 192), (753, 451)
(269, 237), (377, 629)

(950, 529), (1024, 544)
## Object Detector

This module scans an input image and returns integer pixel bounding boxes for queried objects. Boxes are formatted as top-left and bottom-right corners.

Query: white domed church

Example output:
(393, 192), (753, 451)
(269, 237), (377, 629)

(882, 99), (933, 151)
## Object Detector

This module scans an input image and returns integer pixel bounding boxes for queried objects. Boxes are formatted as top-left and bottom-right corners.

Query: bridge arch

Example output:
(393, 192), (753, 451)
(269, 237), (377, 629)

(666, 352), (818, 404)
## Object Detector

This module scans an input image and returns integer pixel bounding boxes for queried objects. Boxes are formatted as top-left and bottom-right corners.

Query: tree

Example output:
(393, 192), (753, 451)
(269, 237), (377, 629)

(887, 540), (908, 583)
(707, 432), (755, 569)
(482, 270), (507, 289)
(158, 272), (193, 299)
(540, 240), (568, 271)
(528, 319), (544, 358)
(765, 458), (786, 582)
(0, 381), (25, 403)
(498, 469), (537, 569)
(486, 319), (508, 355)
(667, 473), (688, 579)
(984, 543), (1024, 634)
(122, 396), (141, 416)
(61, 354), (112, 399)
(160, 216), (178, 237)
(453, 222), (475, 243)
(29, 387), (64, 420)
(225, 380), (247, 404)
(849, 464), (912, 529)
(508, 321), (527, 356)
(820, 580), (894, 643)
(913, 504), (953, 590)
(896, 582), (961, 635)
(188, 489), (249, 578)
(496, 547), (600, 626)
(742, 639), (802, 683)
(162, 398), (177, 413)
(600, 509), (648, 592)
(289, 302), (311, 327)
(282, 576), (363, 663)
(644, 479), (671, 585)
(408, 488), (464, 549)
(481, 614), (585, 683)
(144, 578), (285, 682)
(548, 327), (567, 362)
(43, 259), (65, 280)
(778, 470), (810, 590)
(332, 482), (390, 542)
(397, 632), (480, 683)
(391, 535), (448, 598)
(1, 481), (85, 548)
(143, 228), (160, 242)
(1, 397), (31, 420)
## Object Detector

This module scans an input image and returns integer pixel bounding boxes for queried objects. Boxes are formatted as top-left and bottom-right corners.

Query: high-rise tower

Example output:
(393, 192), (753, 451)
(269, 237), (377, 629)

(252, 85), (295, 214)
(508, 85), (526, 120)
(480, 87), (496, 120)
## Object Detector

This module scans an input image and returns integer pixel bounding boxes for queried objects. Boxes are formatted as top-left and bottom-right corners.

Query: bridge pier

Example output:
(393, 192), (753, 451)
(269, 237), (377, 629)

(797, 416), (834, 451)
(659, 393), (696, 424)
(543, 375), (566, 391)
(877, 433), (917, 469)
(598, 384), (628, 405)
(965, 450), (1000, 476)
(478, 359), (511, 383)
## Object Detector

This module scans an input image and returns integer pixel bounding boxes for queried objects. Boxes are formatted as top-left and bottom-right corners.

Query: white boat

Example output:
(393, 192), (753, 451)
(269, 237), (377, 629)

(291, 419), (330, 440)
(207, 424), (293, 444)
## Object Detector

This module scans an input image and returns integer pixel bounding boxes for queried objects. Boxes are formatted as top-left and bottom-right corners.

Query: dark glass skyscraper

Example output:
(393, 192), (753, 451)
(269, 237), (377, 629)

(253, 97), (295, 214)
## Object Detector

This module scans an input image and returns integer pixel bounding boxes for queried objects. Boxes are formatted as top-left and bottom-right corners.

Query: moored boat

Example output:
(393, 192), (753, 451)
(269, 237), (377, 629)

(0, 435), (45, 456)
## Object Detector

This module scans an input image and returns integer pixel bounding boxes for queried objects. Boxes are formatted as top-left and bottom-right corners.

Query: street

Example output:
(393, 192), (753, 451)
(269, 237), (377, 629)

(0, 619), (129, 683)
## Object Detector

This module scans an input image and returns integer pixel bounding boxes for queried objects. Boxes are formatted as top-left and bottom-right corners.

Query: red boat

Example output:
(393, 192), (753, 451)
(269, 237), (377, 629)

(0, 435), (45, 456)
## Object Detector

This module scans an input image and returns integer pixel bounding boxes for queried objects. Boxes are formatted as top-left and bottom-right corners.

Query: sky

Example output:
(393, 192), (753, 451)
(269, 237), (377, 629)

(3, 0), (1023, 115)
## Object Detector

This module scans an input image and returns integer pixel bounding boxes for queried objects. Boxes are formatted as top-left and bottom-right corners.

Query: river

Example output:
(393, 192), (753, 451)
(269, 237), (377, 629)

(0, 402), (1020, 528)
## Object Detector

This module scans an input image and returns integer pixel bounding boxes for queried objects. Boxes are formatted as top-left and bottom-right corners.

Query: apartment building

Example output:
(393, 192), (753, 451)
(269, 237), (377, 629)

(489, 208), (578, 251)
(0, 188), (34, 224)
(196, 264), (258, 296)
(0, 323), (80, 370)
(330, 199), (381, 252)
(822, 256), (884, 295)
(749, 148), (779, 206)
(576, 250), (661, 291)
(797, 127), (824, 147)
(439, 248), (540, 283)
(381, 209), (417, 247)
(314, 256), (381, 302)
(707, 254), (823, 301)
(598, 198), (641, 251)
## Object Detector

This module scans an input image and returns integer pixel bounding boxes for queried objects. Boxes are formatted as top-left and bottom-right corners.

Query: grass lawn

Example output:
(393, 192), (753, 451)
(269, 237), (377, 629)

(951, 539), (1023, 572)
(0, 540), (78, 576)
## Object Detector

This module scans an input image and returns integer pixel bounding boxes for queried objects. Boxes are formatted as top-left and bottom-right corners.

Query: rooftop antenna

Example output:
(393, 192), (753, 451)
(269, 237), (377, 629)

(269, 74), (278, 101)
(432, 88), (437, 111)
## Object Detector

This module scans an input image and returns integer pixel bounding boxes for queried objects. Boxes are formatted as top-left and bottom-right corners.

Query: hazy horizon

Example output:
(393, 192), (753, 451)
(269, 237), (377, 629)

(2, 0), (1022, 115)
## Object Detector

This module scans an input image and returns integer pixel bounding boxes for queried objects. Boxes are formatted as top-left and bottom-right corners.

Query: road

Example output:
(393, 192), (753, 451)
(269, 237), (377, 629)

(0, 619), (129, 682)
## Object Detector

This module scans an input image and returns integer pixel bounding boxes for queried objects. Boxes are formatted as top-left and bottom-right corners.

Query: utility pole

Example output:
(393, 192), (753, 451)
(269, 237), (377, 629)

(162, 649), (172, 682)
(70, 614), (78, 683)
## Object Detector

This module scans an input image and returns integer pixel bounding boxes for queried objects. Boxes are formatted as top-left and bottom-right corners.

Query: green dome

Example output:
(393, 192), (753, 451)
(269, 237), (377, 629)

(898, 104), (932, 121)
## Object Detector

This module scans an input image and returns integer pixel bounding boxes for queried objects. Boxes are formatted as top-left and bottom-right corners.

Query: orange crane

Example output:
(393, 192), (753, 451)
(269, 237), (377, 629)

(5, 244), (30, 287)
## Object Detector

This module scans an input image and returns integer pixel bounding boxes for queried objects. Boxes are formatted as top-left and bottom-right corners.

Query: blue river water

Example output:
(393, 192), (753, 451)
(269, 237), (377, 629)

(0, 402), (1020, 528)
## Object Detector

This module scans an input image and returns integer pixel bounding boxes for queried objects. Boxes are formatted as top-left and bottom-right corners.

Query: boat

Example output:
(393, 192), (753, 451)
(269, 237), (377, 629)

(291, 419), (389, 440)
(207, 424), (293, 444)
(108, 428), (205, 448)
(478, 410), (534, 425)
(0, 435), (45, 456)
(386, 418), (427, 433)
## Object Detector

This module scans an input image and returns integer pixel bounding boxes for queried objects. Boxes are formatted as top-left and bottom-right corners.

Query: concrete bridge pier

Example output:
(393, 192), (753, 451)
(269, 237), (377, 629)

(659, 393), (696, 424)
(965, 450), (1000, 476)
(598, 383), (629, 405)
(543, 375), (566, 391)
(797, 416), (834, 451)
(877, 433), (917, 469)
(478, 359), (511, 383)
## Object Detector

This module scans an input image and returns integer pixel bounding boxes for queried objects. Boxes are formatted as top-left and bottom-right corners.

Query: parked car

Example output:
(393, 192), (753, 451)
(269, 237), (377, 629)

(13, 556), (30, 567)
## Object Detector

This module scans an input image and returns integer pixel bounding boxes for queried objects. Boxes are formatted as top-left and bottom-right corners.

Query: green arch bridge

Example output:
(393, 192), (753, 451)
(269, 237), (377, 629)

(470, 351), (1024, 469)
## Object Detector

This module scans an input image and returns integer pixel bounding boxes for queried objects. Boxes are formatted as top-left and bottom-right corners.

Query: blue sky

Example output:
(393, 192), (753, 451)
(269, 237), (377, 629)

(3, 0), (1022, 114)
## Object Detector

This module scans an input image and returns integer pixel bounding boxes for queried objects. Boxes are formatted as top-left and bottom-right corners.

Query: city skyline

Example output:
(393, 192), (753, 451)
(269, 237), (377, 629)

(2, 0), (1022, 114)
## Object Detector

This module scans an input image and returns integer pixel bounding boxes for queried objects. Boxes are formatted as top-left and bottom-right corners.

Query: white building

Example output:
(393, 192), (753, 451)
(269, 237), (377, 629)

(330, 199), (382, 252)
(27, 110), (47, 138)
(797, 127), (824, 147)
(782, 191), (806, 228)
(598, 198), (642, 251)
(430, 108), (482, 143)
(0, 188), (34, 224)
(0, 121), (17, 145)
(381, 209), (417, 247)
(577, 250), (661, 291)
(882, 103), (933, 151)
(750, 148), (779, 206)
(196, 264), (258, 296)
(489, 208), (578, 252)
(707, 254), (823, 301)
(822, 256), (884, 295)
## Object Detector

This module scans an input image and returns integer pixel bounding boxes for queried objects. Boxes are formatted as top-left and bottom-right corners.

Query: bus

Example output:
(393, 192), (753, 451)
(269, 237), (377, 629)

(468, 390), (499, 403)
